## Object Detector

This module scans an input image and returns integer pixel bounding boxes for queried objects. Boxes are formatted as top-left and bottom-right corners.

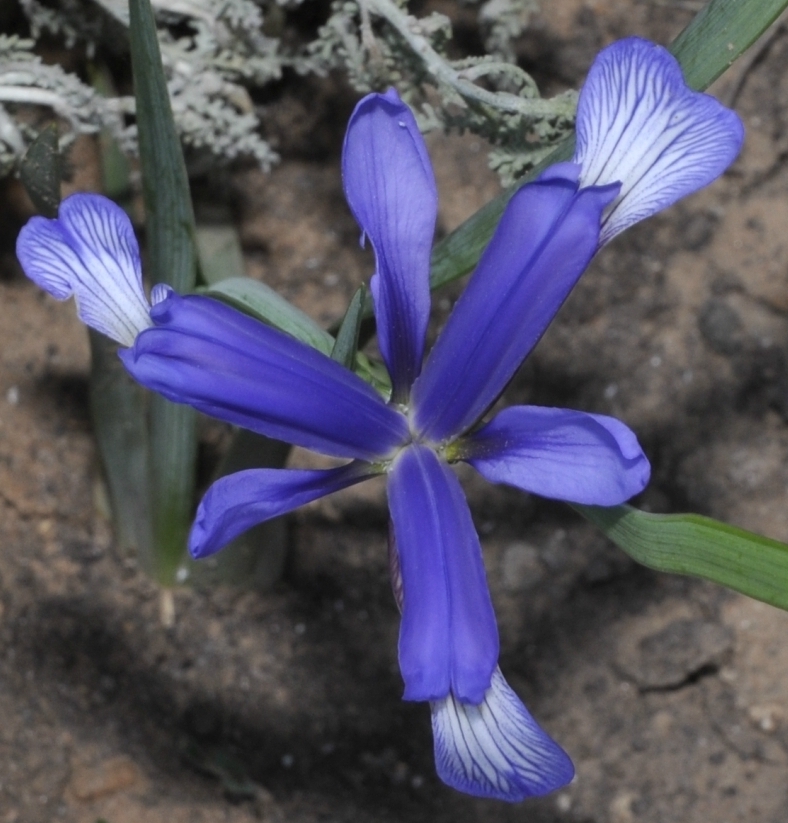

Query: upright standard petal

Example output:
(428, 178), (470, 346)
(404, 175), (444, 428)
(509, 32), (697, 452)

(387, 445), (498, 704)
(343, 90), (438, 400)
(190, 462), (376, 558)
(119, 292), (409, 461)
(462, 405), (650, 506)
(16, 193), (151, 346)
(412, 171), (618, 443)
(431, 668), (574, 801)
(574, 37), (744, 245)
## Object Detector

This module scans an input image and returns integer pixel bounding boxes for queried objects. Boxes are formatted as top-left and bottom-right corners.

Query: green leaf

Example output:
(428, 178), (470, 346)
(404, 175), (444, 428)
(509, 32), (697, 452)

(575, 504), (788, 611)
(129, 0), (197, 294)
(89, 330), (154, 567)
(429, 0), (788, 291)
(195, 223), (247, 287)
(19, 124), (62, 219)
(204, 277), (336, 355)
(89, 63), (132, 201)
(671, 0), (788, 91)
(130, 0), (198, 585)
(331, 284), (367, 369)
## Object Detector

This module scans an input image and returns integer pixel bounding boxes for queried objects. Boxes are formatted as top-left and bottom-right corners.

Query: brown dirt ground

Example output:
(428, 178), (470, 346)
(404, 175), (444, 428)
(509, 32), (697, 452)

(2, 1), (788, 822)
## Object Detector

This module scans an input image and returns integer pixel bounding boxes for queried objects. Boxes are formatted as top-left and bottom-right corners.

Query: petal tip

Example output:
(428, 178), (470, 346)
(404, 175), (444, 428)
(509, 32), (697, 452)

(575, 36), (745, 243)
(431, 668), (574, 802)
(16, 193), (151, 346)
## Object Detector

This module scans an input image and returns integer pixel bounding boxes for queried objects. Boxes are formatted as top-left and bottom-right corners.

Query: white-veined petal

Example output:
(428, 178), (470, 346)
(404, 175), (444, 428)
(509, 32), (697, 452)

(16, 193), (151, 346)
(431, 667), (573, 801)
(574, 37), (744, 245)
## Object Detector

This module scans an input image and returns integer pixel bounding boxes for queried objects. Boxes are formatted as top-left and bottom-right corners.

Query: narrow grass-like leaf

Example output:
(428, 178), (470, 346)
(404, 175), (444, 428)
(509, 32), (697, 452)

(130, 0), (198, 585)
(196, 223), (247, 287)
(671, 0), (788, 90)
(89, 329), (154, 565)
(90, 64), (132, 201)
(575, 504), (788, 611)
(429, 0), (788, 291)
(331, 284), (366, 369)
(19, 124), (61, 218)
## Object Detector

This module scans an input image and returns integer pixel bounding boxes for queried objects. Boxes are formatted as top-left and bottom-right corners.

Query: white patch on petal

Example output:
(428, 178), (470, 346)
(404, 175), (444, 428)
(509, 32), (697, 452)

(16, 193), (151, 346)
(574, 37), (744, 245)
(431, 667), (573, 801)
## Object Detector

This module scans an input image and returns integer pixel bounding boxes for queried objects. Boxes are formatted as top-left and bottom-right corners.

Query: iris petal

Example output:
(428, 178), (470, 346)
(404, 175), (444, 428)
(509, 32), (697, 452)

(575, 37), (744, 245)
(431, 667), (574, 801)
(190, 462), (376, 558)
(120, 292), (409, 461)
(412, 173), (618, 443)
(16, 193), (151, 346)
(388, 444), (499, 704)
(343, 90), (437, 400)
(463, 405), (650, 505)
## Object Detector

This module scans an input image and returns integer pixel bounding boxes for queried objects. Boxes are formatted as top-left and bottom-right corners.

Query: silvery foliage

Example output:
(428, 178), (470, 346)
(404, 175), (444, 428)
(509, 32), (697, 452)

(0, 33), (131, 178)
(9, 0), (281, 176)
(307, 0), (577, 185)
(8, 0), (573, 185)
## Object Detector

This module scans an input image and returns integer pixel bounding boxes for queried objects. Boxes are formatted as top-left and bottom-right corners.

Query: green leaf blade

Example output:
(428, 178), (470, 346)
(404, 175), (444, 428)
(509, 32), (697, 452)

(331, 285), (367, 369)
(130, 0), (198, 585)
(670, 0), (788, 91)
(89, 329), (154, 566)
(576, 505), (788, 611)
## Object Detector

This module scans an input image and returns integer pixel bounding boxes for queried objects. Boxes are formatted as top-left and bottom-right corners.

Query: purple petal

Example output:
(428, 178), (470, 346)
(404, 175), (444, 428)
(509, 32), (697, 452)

(431, 667), (574, 801)
(16, 193), (151, 346)
(463, 405), (650, 505)
(574, 37), (744, 245)
(387, 444), (498, 704)
(412, 172), (618, 443)
(190, 462), (375, 558)
(119, 292), (408, 461)
(343, 90), (437, 400)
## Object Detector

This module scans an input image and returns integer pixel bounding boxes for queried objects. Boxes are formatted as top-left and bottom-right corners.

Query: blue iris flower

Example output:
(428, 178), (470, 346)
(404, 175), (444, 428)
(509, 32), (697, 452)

(17, 38), (742, 802)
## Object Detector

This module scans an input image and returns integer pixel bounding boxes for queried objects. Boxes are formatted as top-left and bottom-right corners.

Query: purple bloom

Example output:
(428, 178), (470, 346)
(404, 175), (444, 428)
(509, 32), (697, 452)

(16, 38), (743, 802)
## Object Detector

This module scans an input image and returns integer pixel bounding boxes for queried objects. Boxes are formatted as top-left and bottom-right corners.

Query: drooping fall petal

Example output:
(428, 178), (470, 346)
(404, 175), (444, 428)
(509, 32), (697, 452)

(388, 444), (499, 704)
(431, 667), (574, 801)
